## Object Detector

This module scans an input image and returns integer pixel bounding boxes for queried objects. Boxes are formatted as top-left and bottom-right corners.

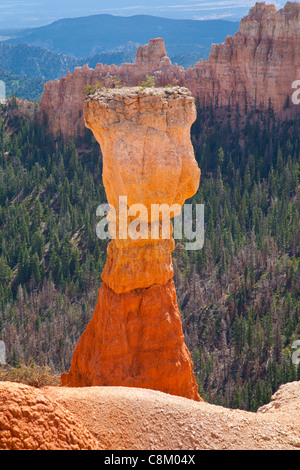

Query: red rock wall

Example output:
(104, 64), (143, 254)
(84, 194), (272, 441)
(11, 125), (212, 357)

(38, 2), (300, 140)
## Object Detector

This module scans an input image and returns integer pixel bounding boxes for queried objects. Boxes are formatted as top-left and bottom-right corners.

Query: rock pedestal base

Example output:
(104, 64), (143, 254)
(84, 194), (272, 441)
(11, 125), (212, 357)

(61, 280), (201, 401)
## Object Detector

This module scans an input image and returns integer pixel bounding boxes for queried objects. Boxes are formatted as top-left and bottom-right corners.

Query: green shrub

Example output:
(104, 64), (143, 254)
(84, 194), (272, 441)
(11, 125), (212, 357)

(140, 75), (156, 90)
(0, 361), (60, 388)
(83, 81), (103, 96)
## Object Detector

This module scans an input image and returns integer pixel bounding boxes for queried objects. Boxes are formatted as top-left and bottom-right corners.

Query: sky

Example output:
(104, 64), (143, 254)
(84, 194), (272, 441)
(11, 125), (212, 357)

(0, 0), (288, 30)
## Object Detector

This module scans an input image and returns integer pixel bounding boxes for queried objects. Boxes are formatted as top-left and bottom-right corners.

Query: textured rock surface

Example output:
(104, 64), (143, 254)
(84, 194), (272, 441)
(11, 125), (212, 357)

(38, 2), (300, 139)
(0, 382), (103, 450)
(60, 280), (200, 400)
(45, 381), (300, 450)
(1, 381), (299, 450)
(84, 86), (200, 292)
(258, 380), (300, 415)
(201, 1), (300, 111)
(61, 87), (201, 401)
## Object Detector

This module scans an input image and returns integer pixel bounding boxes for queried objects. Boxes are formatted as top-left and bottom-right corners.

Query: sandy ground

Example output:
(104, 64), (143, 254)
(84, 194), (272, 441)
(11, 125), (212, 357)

(44, 381), (300, 450)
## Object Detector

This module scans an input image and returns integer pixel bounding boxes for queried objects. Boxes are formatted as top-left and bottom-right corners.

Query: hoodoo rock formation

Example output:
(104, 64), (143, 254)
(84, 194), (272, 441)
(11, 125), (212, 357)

(38, 2), (300, 139)
(60, 87), (202, 401)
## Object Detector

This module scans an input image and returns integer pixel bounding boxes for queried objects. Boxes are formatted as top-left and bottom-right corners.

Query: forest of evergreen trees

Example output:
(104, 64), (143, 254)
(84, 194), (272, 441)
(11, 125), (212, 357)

(0, 97), (299, 411)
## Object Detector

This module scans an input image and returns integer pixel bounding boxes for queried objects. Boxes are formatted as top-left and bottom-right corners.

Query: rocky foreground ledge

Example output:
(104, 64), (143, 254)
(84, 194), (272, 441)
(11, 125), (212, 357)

(1, 381), (299, 450)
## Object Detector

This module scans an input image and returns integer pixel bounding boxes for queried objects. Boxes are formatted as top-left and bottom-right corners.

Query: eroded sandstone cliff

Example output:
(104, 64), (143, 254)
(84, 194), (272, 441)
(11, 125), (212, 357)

(38, 2), (300, 139)
(60, 87), (202, 401)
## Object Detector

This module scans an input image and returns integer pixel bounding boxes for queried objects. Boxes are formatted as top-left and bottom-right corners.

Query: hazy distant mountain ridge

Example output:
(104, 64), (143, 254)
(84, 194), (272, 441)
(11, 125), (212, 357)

(0, 14), (239, 100)
(7, 14), (239, 58)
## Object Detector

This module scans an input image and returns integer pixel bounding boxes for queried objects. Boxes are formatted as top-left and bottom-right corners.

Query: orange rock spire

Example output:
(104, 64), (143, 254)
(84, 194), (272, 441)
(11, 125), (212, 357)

(61, 86), (202, 401)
